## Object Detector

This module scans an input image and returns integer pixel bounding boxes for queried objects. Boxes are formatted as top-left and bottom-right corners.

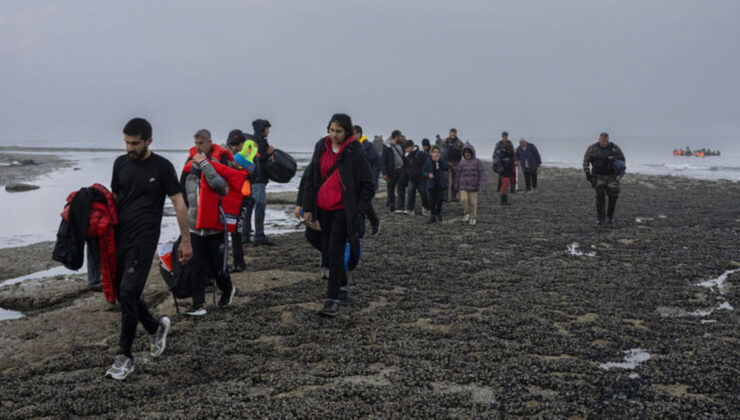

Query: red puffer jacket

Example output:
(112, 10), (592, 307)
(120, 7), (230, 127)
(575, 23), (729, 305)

(61, 183), (118, 304)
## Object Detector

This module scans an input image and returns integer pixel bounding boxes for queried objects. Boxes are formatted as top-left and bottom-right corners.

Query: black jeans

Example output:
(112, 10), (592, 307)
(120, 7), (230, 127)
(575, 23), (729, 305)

(318, 209), (348, 300)
(116, 245), (159, 358)
(231, 197), (249, 266)
(387, 169), (407, 211)
(523, 169), (538, 191)
(190, 233), (232, 306)
(429, 186), (443, 217)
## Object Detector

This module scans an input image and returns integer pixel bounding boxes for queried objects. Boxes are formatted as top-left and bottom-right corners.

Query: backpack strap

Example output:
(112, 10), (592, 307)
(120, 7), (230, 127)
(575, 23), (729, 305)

(391, 143), (408, 167)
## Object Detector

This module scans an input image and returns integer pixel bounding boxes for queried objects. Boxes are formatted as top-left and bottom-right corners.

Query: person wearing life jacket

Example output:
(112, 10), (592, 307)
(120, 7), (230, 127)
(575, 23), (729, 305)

(181, 129), (244, 316)
(303, 113), (374, 317)
(583, 132), (626, 225)
(226, 129), (254, 272)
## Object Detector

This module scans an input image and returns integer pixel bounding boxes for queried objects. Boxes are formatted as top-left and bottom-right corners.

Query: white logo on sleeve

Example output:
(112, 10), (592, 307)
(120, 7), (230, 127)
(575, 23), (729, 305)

(149, 177), (156, 183)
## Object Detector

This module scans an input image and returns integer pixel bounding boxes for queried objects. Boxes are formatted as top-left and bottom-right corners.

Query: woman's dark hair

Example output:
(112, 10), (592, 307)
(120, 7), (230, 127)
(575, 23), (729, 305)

(123, 118), (152, 140)
(431, 145), (441, 153)
(327, 114), (354, 140)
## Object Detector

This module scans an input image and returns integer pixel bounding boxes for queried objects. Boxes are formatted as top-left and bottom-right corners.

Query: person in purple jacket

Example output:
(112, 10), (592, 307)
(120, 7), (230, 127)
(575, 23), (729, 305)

(454, 143), (487, 225)
(515, 138), (542, 192)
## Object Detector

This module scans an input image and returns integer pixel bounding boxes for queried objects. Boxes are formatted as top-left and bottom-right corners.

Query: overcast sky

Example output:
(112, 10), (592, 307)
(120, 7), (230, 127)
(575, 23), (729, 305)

(1, 0), (738, 150)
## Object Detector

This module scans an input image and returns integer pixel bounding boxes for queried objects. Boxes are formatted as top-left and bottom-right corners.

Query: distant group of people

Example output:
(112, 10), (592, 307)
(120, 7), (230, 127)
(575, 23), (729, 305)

(374, 128), (543, 225)
(103, 115), (626, 380)
(673, 147), (720, 157)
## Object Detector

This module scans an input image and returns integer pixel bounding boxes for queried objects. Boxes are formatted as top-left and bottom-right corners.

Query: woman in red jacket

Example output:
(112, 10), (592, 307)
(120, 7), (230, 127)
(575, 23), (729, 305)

(302, 114), (375, 317)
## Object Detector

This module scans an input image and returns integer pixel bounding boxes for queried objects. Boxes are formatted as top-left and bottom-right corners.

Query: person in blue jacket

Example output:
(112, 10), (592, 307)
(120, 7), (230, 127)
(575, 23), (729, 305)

(515, 138), (542, 192)
(423, 145), (449, 223)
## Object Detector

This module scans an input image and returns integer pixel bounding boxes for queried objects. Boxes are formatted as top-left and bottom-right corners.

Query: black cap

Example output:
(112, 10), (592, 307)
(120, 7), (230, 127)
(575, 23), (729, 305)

(421, 138), (430, 147)
(227, 129), (246, 146)
(404, 140), (414, 148)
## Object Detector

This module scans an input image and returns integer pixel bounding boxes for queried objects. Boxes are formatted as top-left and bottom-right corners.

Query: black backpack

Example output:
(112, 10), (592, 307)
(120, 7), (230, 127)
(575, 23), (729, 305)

(266, 149), (297, 183)
(406, 149), (427, 182)
(159, 237), (195, 313)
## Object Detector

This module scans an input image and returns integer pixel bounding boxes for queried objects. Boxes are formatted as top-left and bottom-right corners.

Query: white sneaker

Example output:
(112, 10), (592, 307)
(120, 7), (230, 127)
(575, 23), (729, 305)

(404, 209), (414, 216)
(469, 218), (477, 226)
(106, 354), (134, 380)
(394, 209), (405, 214)
(463, 214), (470, 222)
(150, 316), (171, 358)
(421, 208), (430, 216)
(183, 305), (207, 317)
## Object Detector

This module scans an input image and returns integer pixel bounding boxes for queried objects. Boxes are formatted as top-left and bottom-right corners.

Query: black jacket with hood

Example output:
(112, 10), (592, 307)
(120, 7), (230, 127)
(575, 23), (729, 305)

(302, 137), (375, 238)
(251, 119), (272, 184)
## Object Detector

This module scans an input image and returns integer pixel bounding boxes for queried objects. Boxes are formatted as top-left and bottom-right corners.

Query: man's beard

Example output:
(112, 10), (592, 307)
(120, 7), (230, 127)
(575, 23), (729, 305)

(127, 148), (147, 161)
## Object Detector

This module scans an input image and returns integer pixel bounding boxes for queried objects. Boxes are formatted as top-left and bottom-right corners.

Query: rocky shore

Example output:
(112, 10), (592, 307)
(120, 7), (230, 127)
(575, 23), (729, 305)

(0, 167), (739, 418)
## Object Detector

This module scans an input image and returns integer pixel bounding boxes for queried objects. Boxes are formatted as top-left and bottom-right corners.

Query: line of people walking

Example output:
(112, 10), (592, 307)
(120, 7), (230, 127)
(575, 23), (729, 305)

(103, 115), (625, 381)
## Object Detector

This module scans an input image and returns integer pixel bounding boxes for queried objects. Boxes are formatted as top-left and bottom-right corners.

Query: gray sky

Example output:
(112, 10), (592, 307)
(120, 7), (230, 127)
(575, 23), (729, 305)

(1, 0), (738, 150)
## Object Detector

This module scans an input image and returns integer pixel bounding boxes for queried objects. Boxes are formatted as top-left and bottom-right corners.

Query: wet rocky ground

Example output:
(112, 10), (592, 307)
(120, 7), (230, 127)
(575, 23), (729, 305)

(0, 167), (739, 418)
(0, 152), (72, 187)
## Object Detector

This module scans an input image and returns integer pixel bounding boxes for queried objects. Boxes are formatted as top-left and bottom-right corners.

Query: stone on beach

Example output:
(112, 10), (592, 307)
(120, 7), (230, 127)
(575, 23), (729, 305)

(5, 182), (40, 192)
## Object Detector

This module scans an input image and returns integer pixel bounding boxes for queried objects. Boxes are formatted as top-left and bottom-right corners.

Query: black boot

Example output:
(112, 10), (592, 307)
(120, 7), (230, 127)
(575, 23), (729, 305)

(428, 215), (436, 224)
(596, 190), (606, 224)
(607, 194), (618, 223)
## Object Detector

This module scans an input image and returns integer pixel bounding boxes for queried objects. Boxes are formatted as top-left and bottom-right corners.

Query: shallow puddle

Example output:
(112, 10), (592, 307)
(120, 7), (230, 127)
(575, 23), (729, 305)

(0, 307), (25, 321)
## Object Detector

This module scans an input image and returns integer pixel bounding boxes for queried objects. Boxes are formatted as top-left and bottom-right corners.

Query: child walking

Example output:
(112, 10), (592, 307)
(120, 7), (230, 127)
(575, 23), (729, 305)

(454, 143), (487, 225)
(423, 145), (449, 223)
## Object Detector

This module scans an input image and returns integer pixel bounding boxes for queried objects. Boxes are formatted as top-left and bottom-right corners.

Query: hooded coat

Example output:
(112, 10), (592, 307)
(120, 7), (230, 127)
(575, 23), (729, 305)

(251, 119), (272, 184)
(302, 137), (375, 239)
(454, 143), (487, 192)
(422, 156), (450, 190)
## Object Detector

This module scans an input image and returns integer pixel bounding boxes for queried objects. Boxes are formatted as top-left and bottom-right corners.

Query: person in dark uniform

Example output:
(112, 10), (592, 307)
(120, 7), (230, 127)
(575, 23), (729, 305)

(583, 132), (626, 224)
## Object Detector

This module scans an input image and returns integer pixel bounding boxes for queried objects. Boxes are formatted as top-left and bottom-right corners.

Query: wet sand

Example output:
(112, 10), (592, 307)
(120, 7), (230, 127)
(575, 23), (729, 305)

(0, 167), (739, 418)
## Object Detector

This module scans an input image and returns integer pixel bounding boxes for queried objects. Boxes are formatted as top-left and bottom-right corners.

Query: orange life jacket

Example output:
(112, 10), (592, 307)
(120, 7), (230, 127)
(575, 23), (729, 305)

(183, 146), (246, 232)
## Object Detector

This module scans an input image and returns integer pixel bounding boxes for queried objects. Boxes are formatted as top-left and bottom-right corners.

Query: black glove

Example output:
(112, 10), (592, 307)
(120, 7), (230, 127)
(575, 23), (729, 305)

(585, 172), (596, 188)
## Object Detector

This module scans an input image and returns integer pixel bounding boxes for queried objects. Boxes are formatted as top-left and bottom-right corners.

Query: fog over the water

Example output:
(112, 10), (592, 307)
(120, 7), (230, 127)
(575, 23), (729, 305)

(1, 0), (739, 150)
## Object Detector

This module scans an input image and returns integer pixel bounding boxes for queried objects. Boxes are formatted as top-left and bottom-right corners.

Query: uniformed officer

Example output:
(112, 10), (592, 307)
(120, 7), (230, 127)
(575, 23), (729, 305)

(583, 132), (626, 224)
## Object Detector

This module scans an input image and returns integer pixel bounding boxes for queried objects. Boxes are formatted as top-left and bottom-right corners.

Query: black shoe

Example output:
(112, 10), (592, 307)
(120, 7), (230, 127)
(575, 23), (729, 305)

(254, 237), (274, 246)
(371, 221), (381, 236)
(338, 287), (351, 306)
(596, 219), (605, 225)
(319, 299), (341, 317)
(607, 217), (614, 224)
(219, 287), (237, 307)
(231, 264), (246, 273)
(428, 216), (436, 224)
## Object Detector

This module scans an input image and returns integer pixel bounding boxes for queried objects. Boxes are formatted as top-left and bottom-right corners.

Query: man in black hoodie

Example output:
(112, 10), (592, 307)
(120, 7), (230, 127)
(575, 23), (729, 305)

(243, 119), (275, 246)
